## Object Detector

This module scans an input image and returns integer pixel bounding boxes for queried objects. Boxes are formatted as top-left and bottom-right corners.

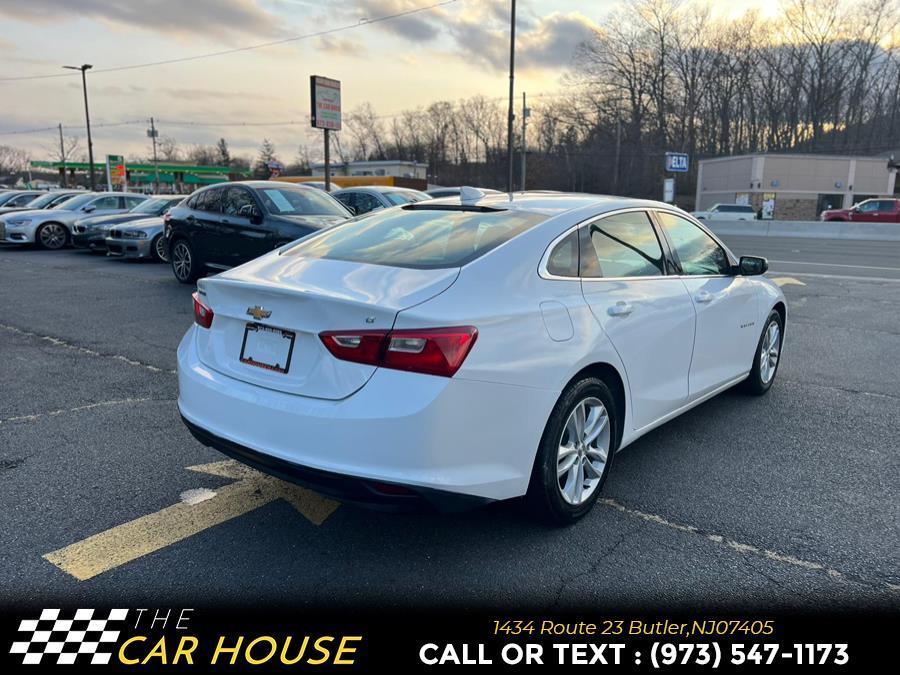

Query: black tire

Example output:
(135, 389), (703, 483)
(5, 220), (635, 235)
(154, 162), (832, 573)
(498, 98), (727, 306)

(151, 234), (168, 263)
(170, 237), (201, 283)
(527, 376), (619, 525)
(742, 310), (784, 395)
(35, 222), (69, 250)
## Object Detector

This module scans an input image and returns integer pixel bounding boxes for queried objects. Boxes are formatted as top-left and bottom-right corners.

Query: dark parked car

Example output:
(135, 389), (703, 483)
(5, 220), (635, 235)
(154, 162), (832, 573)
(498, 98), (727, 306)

(332, 185), (431, 215)
(73, 195), (180, 252)
(165, 181), (351, 283)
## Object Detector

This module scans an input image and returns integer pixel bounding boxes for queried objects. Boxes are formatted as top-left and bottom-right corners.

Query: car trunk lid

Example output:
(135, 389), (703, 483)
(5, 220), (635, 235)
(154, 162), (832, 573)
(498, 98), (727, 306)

(195, 252), (459, 399)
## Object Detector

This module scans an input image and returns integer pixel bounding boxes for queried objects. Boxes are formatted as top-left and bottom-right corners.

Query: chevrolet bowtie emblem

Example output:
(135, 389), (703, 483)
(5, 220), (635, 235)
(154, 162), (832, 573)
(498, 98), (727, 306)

(246, 306), (272, 320)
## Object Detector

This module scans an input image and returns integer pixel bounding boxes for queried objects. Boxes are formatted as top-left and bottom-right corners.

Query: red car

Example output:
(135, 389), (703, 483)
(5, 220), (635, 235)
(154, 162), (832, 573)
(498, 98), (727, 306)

(821, 198), (900, 222)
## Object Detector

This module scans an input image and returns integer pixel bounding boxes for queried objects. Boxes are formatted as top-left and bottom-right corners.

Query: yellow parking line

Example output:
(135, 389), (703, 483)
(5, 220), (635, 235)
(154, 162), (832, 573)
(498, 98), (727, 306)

(44, 461), (339, 581)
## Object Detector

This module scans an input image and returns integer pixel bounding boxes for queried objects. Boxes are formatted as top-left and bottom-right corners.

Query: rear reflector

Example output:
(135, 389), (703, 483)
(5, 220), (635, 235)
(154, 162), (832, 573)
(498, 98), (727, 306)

(319, 326), (477, 377)
(192, 292), (214, 329)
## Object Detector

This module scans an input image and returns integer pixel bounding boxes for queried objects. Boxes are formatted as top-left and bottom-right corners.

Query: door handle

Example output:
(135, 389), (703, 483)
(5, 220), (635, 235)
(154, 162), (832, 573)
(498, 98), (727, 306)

(607, 301), (633, 317)
(695, 290), (714, 303)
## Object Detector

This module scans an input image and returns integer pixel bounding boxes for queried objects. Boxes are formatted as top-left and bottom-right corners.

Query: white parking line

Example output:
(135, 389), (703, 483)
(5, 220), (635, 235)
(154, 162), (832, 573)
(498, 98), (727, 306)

(768, 260), (900, 272)
(769, 271), (900, 283)
(0, 398), (156, 426)
(0, 323), (176, 374)
(598, 498), (896, 593)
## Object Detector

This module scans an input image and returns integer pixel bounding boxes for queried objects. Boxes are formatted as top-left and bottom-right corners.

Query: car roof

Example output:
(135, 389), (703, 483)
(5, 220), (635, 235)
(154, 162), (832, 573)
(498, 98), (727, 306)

(333, 185), (423, 194)
(423, 191), (682, 217)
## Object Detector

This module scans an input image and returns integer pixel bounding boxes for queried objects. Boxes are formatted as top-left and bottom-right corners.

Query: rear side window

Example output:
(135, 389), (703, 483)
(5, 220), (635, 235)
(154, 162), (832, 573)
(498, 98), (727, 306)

(579, 211), (665, 278)
(194, 188), (222, 213)
(287, 207), (547, 269)
(546, 231), (579, 277)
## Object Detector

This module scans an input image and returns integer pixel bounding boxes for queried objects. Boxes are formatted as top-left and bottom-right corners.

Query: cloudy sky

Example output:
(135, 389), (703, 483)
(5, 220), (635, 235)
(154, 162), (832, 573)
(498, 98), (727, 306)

(0, 0), (778, 163)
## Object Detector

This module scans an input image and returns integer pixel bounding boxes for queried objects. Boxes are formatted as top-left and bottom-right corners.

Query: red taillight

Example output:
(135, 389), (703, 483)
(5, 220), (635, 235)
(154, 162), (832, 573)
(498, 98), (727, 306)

(192, 292), (214, 329)
(319, 326), (477, 378)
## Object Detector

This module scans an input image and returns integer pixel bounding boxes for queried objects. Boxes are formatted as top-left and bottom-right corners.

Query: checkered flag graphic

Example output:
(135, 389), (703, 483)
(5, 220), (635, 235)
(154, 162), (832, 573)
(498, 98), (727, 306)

(9, 609), (128, 665)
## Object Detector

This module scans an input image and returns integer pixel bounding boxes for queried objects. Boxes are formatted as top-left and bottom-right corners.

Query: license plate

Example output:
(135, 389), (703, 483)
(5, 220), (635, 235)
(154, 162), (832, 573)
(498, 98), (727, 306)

(239, 323), (295, 374)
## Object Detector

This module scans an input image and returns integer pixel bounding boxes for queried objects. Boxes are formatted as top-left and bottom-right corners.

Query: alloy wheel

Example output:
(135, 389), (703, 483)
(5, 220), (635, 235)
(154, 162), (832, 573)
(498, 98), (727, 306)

(155, 236), (169, 262)
(556, 397), (611, 505)
(760, 321), (781, 384)
(172, 241), (191, 280)
(39, 223), (67, 250)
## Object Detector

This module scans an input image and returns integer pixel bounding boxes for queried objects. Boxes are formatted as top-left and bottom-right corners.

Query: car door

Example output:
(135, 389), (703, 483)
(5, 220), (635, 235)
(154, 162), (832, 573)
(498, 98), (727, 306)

(191, 187), (227, 265)
(655, 211), (758, 398)
(849, 200), (880, 222)
(579, 210), (696, 430)
(220, 185), (271, 265)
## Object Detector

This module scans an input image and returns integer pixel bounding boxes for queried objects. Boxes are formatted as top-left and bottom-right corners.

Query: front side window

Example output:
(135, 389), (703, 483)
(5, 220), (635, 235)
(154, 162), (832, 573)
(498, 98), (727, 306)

(9, 193), (39, 206)
(579, 211), (665, 278)
(857, 200), (879, 213)
(286, 206), (546, 269)
(222, 187), (256, 217)
(656, 212), (731, 276)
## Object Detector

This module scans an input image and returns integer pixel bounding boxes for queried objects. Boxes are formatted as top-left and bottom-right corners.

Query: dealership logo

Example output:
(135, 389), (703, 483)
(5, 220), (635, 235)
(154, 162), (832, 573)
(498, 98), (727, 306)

(9, 608), (128, 665)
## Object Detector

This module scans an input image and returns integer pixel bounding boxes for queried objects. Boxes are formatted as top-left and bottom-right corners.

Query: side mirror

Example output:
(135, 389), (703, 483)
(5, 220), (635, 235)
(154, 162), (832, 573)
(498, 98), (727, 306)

(82, 205), (96, 213)
(239, 203), (263, 224)
(739, 255), (768, 276)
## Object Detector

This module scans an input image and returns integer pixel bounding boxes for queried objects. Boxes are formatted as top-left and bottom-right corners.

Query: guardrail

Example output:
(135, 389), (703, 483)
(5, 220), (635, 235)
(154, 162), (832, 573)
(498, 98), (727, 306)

(703, 219), (900, 241)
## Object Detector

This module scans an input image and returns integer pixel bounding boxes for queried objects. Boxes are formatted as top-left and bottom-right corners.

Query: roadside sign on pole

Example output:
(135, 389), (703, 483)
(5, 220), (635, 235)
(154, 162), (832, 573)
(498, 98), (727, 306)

(663, 178), (675, 203)
(106, 154), (126, 190)
(310, 76), (341, 131)
(310, 76), (341, 192)
(665, 152), (689, 173)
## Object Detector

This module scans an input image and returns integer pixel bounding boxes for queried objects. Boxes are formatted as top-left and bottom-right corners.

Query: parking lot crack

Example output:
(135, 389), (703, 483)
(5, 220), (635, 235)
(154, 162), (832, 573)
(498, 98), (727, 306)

(0, 323), (176, 375)
(0, 398), (170, 426)
(598, 498), (898, 595)
(553, 520), (647, 607)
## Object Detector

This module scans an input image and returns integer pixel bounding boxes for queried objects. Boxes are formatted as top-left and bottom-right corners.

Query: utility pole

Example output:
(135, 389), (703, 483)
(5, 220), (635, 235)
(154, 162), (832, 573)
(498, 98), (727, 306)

(58, 123), (67, 188)
(613, 110), (622, 194)
(506, 0), (517, 193)
(63, 64), (94, 190)
(324, 129), (331, 192)
(148, 117), (160, 194)
(520, 92), (530, 192)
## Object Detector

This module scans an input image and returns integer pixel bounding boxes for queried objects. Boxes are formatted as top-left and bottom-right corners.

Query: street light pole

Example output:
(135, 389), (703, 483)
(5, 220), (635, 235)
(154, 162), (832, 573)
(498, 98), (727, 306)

(506, 0), (517, 193)
(63, 64), (94, 190)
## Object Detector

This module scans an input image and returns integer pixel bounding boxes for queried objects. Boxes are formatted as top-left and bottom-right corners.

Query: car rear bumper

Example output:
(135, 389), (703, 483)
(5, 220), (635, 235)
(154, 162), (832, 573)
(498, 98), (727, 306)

(177, 326), (557, 503)
(105, 236), (153, 258)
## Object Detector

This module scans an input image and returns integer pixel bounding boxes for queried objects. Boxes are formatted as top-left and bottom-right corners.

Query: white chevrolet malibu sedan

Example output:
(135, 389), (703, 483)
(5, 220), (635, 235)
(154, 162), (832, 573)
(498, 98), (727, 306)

(178, 191), (786, 523)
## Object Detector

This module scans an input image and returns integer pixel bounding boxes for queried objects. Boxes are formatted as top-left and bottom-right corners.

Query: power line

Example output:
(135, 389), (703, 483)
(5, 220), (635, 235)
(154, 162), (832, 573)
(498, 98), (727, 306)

(0, 0), (459, 83)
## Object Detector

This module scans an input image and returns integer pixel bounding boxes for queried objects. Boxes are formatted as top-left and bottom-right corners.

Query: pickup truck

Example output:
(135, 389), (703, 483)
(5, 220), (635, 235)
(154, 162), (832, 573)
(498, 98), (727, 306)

(821, 198), (900, 222)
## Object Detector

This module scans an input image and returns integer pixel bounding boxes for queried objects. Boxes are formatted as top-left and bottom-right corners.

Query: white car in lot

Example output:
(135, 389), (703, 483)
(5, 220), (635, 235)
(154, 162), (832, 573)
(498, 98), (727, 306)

(178, 191), (785, 523)
(0, 192), (147, 249)
(690, 203), (757, 221)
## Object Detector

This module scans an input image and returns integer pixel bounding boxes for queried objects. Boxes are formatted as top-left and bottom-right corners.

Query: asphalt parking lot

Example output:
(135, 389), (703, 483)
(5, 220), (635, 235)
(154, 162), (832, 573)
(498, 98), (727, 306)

(1, 236), (898, 610)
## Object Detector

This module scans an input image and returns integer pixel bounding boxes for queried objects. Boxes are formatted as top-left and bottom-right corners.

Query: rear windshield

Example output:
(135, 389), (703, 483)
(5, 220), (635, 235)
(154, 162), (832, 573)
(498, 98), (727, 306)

(258, 186), (348, 217)
(286, 207), (546, 269)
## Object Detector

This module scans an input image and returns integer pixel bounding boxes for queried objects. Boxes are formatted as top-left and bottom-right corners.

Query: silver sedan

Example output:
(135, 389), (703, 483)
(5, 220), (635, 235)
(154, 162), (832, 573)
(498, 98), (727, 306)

(104, 217), (168, 262)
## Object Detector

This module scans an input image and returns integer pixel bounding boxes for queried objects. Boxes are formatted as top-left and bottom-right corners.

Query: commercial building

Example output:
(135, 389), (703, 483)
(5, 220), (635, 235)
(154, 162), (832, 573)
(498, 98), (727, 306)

(29, 160), (249, 193)
(695, 153), (897, 220)
(311, 160), (428, 180)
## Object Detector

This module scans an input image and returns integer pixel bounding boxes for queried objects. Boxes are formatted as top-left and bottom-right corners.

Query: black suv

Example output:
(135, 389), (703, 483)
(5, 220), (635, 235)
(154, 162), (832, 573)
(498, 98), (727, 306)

(165, 181), (351, 283)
